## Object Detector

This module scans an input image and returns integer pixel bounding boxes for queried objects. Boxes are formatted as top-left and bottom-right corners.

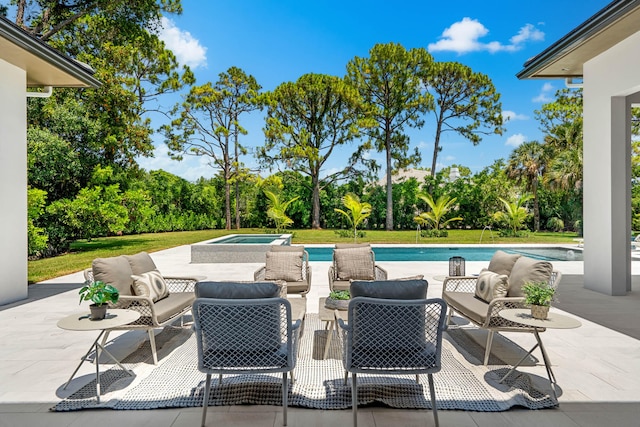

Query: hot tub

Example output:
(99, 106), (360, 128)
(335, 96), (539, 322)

(190, 234), (293, 263)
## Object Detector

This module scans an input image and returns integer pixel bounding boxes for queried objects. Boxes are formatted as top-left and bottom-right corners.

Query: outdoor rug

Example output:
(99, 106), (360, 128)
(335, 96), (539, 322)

(52, 314), (557, 412)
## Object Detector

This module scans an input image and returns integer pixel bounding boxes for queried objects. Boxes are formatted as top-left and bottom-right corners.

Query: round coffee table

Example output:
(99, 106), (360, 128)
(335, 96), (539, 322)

(499, 308), (581, 400)
(58, 309), (140, 402)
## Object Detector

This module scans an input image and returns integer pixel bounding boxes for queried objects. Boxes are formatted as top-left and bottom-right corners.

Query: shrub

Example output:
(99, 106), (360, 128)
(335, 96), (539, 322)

(546, 217), (565, 232)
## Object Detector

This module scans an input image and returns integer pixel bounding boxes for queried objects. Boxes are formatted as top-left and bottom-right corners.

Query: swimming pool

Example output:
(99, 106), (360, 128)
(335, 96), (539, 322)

(305, 246), (582, 262)
(191, 234), (292, 263)
(207, 234), (290, 244)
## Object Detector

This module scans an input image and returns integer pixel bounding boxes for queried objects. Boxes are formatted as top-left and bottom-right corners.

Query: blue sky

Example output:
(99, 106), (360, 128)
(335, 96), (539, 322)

(140, 0), (607, 181)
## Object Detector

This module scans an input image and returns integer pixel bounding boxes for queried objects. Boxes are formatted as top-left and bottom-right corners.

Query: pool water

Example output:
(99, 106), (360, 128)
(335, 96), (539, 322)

(209, 235), (281, 244)
(305, 246), (581, 262)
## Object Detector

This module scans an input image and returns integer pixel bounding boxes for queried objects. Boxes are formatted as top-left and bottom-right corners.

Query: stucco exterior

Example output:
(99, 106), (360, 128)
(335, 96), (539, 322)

(583, 30), (640, 295)
(0, 58), (28, 304)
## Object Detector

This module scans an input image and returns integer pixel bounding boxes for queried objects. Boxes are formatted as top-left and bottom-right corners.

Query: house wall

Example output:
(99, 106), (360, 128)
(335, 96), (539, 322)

(583, 30), (640, 295)
(0, 59), (28, 305)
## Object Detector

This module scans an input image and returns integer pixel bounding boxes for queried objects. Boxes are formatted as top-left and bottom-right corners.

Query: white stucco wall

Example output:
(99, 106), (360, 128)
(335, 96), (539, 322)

(583, 31), (640, 295)
(0, 59), (28, 304)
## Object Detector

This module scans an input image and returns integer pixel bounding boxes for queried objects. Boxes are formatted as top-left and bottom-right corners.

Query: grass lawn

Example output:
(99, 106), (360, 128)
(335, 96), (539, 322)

(28, 228), (579, 284)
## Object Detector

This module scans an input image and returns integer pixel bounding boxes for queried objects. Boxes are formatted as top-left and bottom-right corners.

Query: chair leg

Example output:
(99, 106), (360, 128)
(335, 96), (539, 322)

(344, 370), (349, 386)
(100, 330), (111, 349)
(148, 329), (158, 365)
(218, 374), (223, 384)
(282, 372), (288, 426)
(484, 330), (494, 366)
(428, 373), (439, 427)
(446, 307), (455, 326)
(351, 372), (358, 427)
(201, 373), (211, 427)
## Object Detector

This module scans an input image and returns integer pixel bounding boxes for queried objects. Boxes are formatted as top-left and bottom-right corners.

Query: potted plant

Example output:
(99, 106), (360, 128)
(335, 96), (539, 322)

(79, 280), (120, 320)
(522, 281), (556, 319)
(325, 290), (350, 310)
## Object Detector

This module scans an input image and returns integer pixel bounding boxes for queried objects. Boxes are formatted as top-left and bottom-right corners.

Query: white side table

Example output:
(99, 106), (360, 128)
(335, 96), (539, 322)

(57, 309), (140, 402)
(498, 308), (581, 400)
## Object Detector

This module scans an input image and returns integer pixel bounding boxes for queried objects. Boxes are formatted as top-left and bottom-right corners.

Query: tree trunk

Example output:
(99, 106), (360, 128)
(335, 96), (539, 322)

(533, 178), (540, 232)
(312, 173), (321, 229)
(234, 124), (241, 229)
(15, 0), (25, 28)
(385, 131), (393, 231)
(431, 119), (443, 178)
(224, 177), (231, 230)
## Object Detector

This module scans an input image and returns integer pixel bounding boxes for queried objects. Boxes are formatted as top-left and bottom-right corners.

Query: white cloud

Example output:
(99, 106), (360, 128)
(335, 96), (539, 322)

(510, 23), (545, 45)
(428, 18), (544, 54)
(532, 82), (554, 103)
(505, 133), (527, 147)
(444, 155), (456, 162)
(502, 110), (528, 121)
(157, 17), (207, 69)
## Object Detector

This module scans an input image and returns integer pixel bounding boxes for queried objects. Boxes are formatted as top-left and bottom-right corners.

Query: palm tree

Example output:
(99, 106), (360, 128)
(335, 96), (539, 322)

(263, 189), (299, 232)
(413, 193), (462, 235)
(506, 141), (546, 231)
(492, 194), (534, 236)
(334, 193), (371, 242)
(544, 120), (583, 192)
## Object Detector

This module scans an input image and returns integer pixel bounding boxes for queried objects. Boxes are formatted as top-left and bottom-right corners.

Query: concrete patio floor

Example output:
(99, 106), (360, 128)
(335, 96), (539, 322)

(1, 244), (639, 426)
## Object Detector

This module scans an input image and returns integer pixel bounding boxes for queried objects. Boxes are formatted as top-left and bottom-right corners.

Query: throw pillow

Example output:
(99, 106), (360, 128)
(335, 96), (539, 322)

(350, 279), (428, 299)
(334, 247), (375, 280)
(487, 250), (522, 276)
(195, 281), (281, 299)
(474, 269), (509, 303)
(507, 256), (553, 297)
(131, 270), (169, 302)
(124, 252), (157, 275)
(92, 255), (134, 296)
(264, 251), (303, 282)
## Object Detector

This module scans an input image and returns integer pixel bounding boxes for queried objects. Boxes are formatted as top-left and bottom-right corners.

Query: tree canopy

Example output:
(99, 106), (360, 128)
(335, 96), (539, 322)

(259, 73), (371, 229)
(422, 61), (504, 177)
(346, 42), (434, 230)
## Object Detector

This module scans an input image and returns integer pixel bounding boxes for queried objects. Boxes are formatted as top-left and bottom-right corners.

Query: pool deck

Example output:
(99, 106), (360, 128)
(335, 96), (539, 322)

(1, 244), (640, 426)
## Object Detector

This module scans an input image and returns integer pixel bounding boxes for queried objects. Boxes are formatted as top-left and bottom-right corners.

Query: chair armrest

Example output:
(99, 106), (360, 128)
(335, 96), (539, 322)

(328, 266), (336, 291)
(374, 265), (388, 280)
(336, 314), (350, 332)
(163, 276), (198, 292)
(254, 266), (266, 281)
(109, 295), (159, 326)
(484, 296), (528, 328)
(442, 276), (478, 293)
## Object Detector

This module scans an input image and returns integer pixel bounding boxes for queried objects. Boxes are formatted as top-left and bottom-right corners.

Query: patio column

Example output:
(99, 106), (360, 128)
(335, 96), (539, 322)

(583, 31), (640, 296)
(0, 58), (28, 305)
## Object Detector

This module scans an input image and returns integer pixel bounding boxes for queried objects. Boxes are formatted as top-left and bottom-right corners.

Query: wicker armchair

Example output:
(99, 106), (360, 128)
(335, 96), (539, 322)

(193, 281), (301, 427)
(83, 252), (199, 364)
(328, 244), (387, 292)
(337, 283), (446, 427)
(442, 251), (562, 365)
(254, 246), (312, 297)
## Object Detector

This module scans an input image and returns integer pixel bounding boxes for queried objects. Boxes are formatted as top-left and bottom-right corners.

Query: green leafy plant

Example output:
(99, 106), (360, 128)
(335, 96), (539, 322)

(413, 193), (462, 234)
(79, 280), (119, 306)
(334, 193), (372, 242)
(492, 194), (534, 236)
(329, 290), (350, 300)
(263, 188), (299, 233)
(522, 281), (555, 307)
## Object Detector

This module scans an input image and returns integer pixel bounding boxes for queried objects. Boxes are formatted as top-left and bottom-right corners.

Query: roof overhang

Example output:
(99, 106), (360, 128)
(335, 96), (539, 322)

(517, 0), (640, 79)
(0, 16), (100, 88)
